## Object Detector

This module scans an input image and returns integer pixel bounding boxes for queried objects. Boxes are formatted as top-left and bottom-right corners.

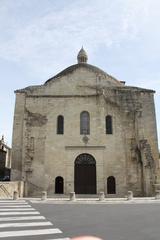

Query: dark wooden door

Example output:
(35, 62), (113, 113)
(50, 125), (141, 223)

(107, 176), (116, 194)
(74, 154), (96, 194)
(55, 176), (64, 194)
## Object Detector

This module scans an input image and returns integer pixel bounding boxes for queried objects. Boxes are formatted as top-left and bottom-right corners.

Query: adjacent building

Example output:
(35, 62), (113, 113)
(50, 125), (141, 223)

(0, 136), (11, 180)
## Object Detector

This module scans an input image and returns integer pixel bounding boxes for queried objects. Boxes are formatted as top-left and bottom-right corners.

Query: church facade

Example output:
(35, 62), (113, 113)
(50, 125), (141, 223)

(11, 48), (160, 197)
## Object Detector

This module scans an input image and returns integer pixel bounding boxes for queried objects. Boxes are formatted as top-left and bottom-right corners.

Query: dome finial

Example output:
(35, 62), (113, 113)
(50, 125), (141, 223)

(77, 47), (88, 63)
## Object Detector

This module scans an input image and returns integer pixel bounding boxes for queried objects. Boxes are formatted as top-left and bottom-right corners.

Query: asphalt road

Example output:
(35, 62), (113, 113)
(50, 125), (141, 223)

(1, 200), (160, 240)
(30, 202), (160, 240)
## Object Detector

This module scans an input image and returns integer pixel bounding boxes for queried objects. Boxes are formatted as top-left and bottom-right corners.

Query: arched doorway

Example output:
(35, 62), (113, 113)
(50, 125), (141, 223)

(107, 176), (116, 194)
(55, 176), (64, 194)
(74, 153), (96, 194)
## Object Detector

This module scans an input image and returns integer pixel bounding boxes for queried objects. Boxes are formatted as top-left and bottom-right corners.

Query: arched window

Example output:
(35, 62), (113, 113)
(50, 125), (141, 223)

(57, 115), (64, 134)
(106, 115), (113, 134)
(107, 176), (116, 194)
(55, 176), (64, 194)
(80, 111), (90, 135)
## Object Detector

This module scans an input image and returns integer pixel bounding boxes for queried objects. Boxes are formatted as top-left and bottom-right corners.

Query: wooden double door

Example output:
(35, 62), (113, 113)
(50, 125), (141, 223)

(74, 153), (97, 194)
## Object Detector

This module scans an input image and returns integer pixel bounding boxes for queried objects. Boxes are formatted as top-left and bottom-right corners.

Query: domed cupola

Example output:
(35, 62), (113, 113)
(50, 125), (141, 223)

(77, 47), (88, 63)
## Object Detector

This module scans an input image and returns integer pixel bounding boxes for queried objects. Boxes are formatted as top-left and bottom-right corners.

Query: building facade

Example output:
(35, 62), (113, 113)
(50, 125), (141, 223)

(11, 48), (160, 197)
(0, 136), (11, 180)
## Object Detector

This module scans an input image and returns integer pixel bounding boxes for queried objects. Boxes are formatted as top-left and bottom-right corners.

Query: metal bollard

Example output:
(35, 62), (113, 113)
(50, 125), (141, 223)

(99, 192), (105, 201)
(155, 190), (160, 200)
(70, 192), (76, 201)
(41, 191), (47, 201)
(13, 191), (19, 200)
(127, 191), (133, 200)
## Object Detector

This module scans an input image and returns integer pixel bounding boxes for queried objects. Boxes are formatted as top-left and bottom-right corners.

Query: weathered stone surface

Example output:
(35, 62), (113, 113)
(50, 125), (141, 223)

(25, 109), (48, 127)
(0, 181), (24, 199)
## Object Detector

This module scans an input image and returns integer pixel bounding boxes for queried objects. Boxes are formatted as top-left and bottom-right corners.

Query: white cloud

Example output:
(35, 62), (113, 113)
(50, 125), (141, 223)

(0, 0), (156, 75)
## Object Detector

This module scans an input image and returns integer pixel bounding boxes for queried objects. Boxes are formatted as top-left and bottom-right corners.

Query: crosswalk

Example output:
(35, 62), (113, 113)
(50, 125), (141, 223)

(0, 200), (70, 239)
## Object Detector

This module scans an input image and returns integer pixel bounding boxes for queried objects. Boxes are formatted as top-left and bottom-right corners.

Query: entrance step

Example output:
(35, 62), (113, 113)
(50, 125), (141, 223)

(48, 194), (99, 199)
(74, 194), (98, 198)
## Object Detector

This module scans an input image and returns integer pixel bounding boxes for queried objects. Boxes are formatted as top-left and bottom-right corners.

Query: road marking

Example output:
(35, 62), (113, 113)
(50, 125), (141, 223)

(0, 221), (53, 228)
(0, 208), (35, 211)
(0, 201), (26, 203)
(0, 200), (68, 239)
(0, 203), (28, 206)
(0, 205), (31, 208)
(0, 211), (40, 215)
(0, 216), (45, 221)
(0, 228), (62, 237)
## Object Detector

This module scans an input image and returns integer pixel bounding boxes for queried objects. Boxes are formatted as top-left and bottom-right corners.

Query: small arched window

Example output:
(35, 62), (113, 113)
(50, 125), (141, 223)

(57, 115), (64, 134)
(107, 176), (116, 194)
(80, 111), (90, 135)
(106, 115), (113, 134)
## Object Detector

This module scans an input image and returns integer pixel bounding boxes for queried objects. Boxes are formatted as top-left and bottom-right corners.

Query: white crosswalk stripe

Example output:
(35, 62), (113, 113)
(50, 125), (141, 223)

(0, 208), (35, 211)
(0, 205), (31, 208)
(0, 203), (28, 205)
(0, 228), (62, 238)
(0, 216), (45, 221)
(0, 201), (26, 203)
(0, 211), (40, 215)
(0, 200), (69, 239)
(0, 221), (52, 228)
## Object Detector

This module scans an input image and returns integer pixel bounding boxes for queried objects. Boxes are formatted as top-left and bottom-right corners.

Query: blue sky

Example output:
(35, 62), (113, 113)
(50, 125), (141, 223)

(0, 0), (159, 149)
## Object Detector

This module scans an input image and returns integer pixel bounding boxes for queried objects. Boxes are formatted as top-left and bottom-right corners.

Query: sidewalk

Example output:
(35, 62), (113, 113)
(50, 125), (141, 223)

(21, 196), (160, 204)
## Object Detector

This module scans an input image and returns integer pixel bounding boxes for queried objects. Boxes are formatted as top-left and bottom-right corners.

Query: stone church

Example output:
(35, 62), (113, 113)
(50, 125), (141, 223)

(11, 48), (159, 197)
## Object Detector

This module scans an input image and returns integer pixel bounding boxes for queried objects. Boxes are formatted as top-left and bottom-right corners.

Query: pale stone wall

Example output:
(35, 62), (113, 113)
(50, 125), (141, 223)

(21, 95), (128, 196)
(11, 93), (26, 180)
(0, 181), (24, 198)
(11, 63), (160, 197)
